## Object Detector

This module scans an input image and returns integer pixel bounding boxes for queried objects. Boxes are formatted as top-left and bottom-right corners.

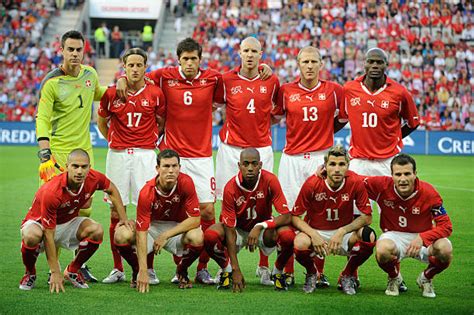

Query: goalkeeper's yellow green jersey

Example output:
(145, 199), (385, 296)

(36, 64), (106, 153)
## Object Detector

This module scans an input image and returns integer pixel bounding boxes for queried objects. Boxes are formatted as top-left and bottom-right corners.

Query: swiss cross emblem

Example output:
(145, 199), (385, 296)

(256, 191), (264, 199)
(200, 79), (207, 85)
(172, 195), (180, 203)
(303, 153), (311, 159)
(412, 207), (420, 215)
(260, 86), (267, 93)
(318, 93), (326, 100)
(381, 100), (389, 108)
(127, 148), (134, 154)
(350, 97), (360, 106)
(342, 193), (349, 201)
(85, 80), (92, 87)
(142, 99), (149, 107)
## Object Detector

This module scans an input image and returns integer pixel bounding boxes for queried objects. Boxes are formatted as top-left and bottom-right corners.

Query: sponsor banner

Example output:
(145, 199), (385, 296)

(89, 0), (162, 19)
(1, 122), (473, 156)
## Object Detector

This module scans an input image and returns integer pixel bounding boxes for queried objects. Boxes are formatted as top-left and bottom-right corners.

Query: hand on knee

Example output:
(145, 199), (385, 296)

(114, 225), (134, 245)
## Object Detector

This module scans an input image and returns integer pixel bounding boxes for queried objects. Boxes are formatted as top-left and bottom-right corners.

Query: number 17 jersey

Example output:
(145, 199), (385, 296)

(148, 67), (224, 158)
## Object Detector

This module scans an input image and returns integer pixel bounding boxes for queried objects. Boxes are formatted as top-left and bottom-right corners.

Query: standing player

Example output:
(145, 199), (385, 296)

(113, 149), (204, 292)
(340, 47), (420, 176)
(215, 36), (280, 285)
(272, 46), (345, 286)
(35, 30), (106, 281)
(277, 146), (376, 295)
(19, 149), (132, 292)
(203, 148), (291, 292)
(362, 154), (453, 298)
(97, 48), (166, 284)
(316, 47), (420, 288)
(116, 38), (222, 284)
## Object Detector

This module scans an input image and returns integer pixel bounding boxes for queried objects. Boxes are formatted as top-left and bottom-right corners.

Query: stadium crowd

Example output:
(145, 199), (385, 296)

(1, 0), (473, 131)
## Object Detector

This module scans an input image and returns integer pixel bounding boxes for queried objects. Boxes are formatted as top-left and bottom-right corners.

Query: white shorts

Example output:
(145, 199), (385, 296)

(378, 231), (432, 263)
(146, 221), (185, 256)
(105, 148), (157, 206)
(180, 157), (215, 203)
(315, 229), (353, 256)
(278, 150), (328, 209)
(349, 157), (393, 176)
(349, 157), (393, 215)
(21, 217), (90, 251)
(215, 143), (273, 200)
(235, 227), (275, 256)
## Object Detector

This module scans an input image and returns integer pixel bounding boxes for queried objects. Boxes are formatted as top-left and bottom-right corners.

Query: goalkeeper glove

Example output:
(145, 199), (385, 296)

(38, 148), (64, 183)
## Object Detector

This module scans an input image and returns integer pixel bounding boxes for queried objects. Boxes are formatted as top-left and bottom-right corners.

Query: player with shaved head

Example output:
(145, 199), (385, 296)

(19, 149), (133, 292)
(204, 148), (290, 292)
(215, 36), (280, 285)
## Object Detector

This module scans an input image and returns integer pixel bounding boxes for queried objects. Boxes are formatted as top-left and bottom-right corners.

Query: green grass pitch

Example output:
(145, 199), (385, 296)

(0, 146), (473, 314)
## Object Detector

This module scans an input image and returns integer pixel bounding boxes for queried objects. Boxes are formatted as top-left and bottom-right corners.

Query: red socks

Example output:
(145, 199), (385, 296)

(21, 241), (40, 275)
(424, 255), (450, 280)
(68, 238), (101, 273)
(110, 217), (123, 271)
(274, 229), (295, 271)
(295, 249), (317, 274)
(197, 218), (215, 270)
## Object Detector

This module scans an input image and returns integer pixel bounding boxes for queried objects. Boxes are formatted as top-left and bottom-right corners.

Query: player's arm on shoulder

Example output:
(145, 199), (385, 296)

(258, 63), (273, 80)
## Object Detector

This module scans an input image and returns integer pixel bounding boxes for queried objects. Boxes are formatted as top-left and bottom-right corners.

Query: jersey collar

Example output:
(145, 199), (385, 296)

(357, 75), (393, 96)
(154, 175), (178, 197)
(235, 171), (261, 192)
(234, 66), (261, 82)
(298, 80), (322, 92)
(178, 66), (202, 82)
(324, 177), (346, 192)
(62, 173), (86, 197)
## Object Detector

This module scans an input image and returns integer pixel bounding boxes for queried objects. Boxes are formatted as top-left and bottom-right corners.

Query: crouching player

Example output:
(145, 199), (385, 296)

(203, 148), (291, 292)
(114, 149), (204, 292)
(276, 145), (376, 295)
(19, 149), (132, 292)
(367, 154), (453, 298)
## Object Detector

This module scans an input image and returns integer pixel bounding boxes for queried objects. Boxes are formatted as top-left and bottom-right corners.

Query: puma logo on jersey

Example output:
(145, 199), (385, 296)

(305, 95), (314, 102)
(136, 220), (143, 228)
(129, 100), (136, 106)
(329, 196), (338, 203)
(399, 205), (407, 213)
(42, 218), (51, 225)
(247, 87), (255, 94)
(164, 209), (171, 217)
(367, 100), (376, 107)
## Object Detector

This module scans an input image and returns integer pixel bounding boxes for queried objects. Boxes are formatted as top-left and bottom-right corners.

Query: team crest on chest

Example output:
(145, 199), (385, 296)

(153, 201), (162, 209)
(289, 93), (301, 102)
(172, 195), (180, 203)
(256, 191), (264, 199)
(381, 100), (389, 109)
(168, 79), (180, 87)
(318, 93), (326, 100)
(231, 86), (242, 95)
(383, 200), (395, 209)
(350, 97), (360, 106)
(412, 207), (420, 215)
(113, 99), (125, 108)
(314, 192), (327, 201)
(141, 99), (150, 107)
(260, 86), (267, 93)
(85, 80), (92, 87)
(236, 196), (246, 206)
(341, 193), (349, 201)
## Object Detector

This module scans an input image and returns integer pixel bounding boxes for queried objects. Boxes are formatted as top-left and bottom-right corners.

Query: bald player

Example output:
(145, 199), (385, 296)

(215, 37), (280, 285)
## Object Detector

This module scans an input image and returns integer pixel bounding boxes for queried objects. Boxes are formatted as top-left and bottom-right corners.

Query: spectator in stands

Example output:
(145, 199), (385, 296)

(110, 26), (123, 59)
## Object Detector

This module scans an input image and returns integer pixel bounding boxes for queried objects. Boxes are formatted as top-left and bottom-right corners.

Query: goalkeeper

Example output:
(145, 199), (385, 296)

(36, 30), (106, 281)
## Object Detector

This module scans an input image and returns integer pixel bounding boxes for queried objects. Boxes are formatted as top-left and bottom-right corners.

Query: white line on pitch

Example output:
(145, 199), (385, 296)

(434, 185), (474, 192)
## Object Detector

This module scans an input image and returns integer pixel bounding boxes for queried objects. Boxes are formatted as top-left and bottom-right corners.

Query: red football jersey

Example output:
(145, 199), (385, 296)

(221, 170), (289, 232)
(148, 67), (224, 157)
(364, 176), (447, 234)
(98, 84), (166, 150)
(273, 80), (344, 154)
(135, 173), (200, 231)
(219, 69), (279, 147)
(341, 76), (420, 159)
(22, 170), (110, 229)
(292, 172), (371, 230)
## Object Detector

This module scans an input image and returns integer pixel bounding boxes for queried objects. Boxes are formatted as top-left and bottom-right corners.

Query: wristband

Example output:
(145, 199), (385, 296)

(38, 148), (52, 162)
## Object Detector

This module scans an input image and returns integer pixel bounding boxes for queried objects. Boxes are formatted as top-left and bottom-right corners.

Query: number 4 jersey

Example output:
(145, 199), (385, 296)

(273, 79), (344, 155)
(341, 76), (420, 159)
(98, 83), (166, 149)
(148, 67), (224, 158)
